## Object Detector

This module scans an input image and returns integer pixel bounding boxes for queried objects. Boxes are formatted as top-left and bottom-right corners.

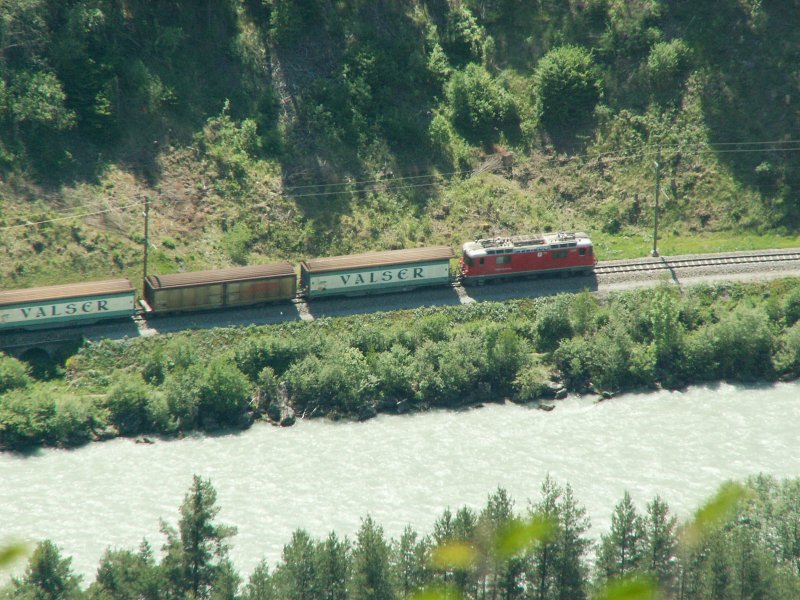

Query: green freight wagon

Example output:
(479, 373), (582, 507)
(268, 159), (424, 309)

(143, 262), (296, 313)
(300, 247), (454, 298)
(0, 279), (135, 331)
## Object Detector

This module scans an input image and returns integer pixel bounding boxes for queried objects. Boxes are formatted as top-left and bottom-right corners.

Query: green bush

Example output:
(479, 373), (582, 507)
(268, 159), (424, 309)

(0, 389), (56, 448)
(414, 333), (489, 405)
(234, 336), (309, 379)
(782, 287), (800, 326)
(587, 322), (637, 391)
(485, 328), (526, 394)
(0, 353), (32, 393)
(106, 374), (154, 435)
(513, 358), (552, 403)
(283, 346), (374, 414)
(569, 291), (600, 336)
(164, 337), (197, 371)
(709, 307), (775, 381)
(535, 300), (574, 353)
(198, 357), (252, 426)
(681, 326), (719, 381)
(447, 64), (517, 141)
(162, 366), (203, 430)
(255, 366), (279, 412)
(0, 388), (94, 448)
(141, 346), (166, 385)
(533, 45), (603, 129)
(647, 39), (691, 97)
(443, 5), (486, 66)
(223, 222), (253, 266)
(50, 395), (94, 446)
(553, 336), (594, 391)
(774, 323), (800, 377)
(370, 344), (416, 403)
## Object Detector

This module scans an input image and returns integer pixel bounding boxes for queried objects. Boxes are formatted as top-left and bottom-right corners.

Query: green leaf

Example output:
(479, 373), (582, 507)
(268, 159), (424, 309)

(0, 541), (29, 569)
(495, 515), (555, 557)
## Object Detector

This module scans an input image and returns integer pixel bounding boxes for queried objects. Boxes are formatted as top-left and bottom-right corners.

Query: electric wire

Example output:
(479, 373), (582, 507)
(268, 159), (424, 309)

(3, 138), (800, 231)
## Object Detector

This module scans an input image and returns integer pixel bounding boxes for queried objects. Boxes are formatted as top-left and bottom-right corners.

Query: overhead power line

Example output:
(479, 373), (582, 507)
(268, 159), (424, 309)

(3, 138), (800, 231)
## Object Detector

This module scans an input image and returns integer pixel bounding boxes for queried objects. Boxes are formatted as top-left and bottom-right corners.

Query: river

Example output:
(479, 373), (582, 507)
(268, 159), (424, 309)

(2, 382), (800, 583)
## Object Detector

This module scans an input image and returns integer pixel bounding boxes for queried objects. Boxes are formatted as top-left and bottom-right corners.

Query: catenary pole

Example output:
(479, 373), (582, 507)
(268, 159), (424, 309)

(652, 145), (661, 257)
(143, 196), (150, 280)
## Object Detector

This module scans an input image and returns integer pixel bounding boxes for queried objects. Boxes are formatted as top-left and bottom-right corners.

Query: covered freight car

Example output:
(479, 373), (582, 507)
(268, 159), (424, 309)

(143, 262), (296, 313)
(0, 279), (135, 331)
(300, 246), (454, 298)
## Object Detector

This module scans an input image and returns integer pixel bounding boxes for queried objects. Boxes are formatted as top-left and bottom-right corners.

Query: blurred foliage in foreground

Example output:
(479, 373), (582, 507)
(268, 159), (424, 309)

(3, 475), (800, 599)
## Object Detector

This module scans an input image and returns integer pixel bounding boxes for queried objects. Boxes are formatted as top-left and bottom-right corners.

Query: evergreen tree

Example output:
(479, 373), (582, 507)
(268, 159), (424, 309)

(273, 530), (317, 600)
(643, 496), (677, 592)
(596, 491), (646, 584)
(391, 526), (430, 598)
(351, 516), (395, 600)
(526, 476), (562, 600)
(241, 560), (275, 600)
(478, 488), (523, 600)
(88, 543), (161, 600)
(452, 507), (478, 597)
(161, 475), (237, 599)
(553, 484), (591, 600)
(12, 540), (82, 600)
(314, 532), (349, 600)
(209, 559), (241, 600)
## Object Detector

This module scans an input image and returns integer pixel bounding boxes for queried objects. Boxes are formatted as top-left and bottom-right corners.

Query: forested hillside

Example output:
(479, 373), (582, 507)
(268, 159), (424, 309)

(2, 0), (800, 288)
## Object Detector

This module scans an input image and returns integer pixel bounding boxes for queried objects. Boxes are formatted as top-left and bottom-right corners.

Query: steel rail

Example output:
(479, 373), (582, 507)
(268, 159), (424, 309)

(594, 250), (800, 274)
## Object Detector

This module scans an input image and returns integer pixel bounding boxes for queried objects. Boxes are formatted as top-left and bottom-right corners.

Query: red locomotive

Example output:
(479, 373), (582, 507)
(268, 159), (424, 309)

(460, 231), (596, 284)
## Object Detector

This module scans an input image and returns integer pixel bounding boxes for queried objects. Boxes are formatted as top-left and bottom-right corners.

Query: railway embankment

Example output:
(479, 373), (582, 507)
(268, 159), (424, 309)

(2, 274), (800, 451)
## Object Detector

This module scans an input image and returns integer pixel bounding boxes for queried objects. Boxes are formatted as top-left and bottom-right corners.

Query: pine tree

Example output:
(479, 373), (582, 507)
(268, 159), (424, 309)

(596, 491), (646, 584)
(13, 540), (82, 600)
(89, 545), (161, 600)
(643, 496), (677, 592)
(526, 476), (562, 600)
(553, 484), (591, 600)
(161, 475), (237, 600)
(273, 529), (317, 600)
(314, 532), (349, 600)
(209, 559), (241, 600)
(391, 526), (430, 598)
(351, 515), (395, 600)
(478, 488), (523, 600)
(242, 560), (276, 600)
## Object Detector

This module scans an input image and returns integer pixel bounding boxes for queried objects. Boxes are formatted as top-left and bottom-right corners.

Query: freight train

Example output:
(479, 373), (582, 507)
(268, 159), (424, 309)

(0, 231), (595, 331)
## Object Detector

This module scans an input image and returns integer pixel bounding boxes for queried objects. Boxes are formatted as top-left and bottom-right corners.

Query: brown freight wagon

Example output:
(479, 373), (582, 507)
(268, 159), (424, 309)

(143, 262), (296, 313)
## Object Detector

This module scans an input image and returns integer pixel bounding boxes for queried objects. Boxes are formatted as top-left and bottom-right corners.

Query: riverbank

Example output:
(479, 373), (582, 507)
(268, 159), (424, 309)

(2, 277), (800, 451)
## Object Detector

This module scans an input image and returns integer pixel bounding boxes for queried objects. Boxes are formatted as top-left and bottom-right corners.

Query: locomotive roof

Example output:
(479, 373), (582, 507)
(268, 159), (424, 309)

(145, 261), (295, 290)
(301, 246), (454, 273)
(0, 279), (134, 307)
(463, 231), (592, 257)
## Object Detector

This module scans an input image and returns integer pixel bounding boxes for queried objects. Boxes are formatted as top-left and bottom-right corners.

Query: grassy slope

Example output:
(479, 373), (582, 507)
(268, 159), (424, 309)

(1, 0), (799, 294)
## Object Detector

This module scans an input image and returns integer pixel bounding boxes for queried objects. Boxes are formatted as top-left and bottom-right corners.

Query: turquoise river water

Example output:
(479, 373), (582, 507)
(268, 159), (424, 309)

(2, 382), (799, 582)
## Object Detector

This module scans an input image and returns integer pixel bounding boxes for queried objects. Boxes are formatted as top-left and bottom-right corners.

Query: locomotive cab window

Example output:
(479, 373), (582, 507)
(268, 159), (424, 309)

(465, 256), (474, 267)
(496, 255), (511, 265)
(579, 248), (586, 256)
(479, 258), (485, 265)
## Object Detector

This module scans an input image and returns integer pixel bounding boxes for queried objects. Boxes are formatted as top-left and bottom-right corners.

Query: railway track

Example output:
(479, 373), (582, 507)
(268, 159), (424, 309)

(594, 249), (800, 275)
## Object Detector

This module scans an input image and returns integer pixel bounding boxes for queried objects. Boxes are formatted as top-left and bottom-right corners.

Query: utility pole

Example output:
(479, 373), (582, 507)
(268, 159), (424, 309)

(143, 196), (150, 281)
(652, 145), (661, 257)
